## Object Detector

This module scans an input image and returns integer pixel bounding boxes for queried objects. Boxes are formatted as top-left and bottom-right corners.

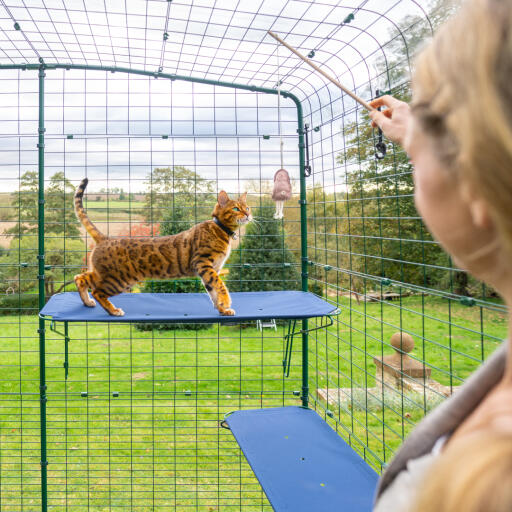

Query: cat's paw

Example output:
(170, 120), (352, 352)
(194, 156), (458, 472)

(85, 299), (96, 307)
(111, 308), (125, 316)
(221, 308), (236, 316)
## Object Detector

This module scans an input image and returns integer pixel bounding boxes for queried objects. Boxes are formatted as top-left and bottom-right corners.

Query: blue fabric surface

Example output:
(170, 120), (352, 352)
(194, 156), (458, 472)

(226, 406), (378, 512)
(39, 291), (338, 323)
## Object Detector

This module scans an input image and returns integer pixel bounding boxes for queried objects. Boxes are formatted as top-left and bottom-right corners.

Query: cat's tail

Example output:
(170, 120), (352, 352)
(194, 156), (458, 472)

(74, 178), (107, 243)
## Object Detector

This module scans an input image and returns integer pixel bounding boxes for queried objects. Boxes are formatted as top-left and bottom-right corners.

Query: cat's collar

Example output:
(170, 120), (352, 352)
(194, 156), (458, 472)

(213, 216), (238, 240)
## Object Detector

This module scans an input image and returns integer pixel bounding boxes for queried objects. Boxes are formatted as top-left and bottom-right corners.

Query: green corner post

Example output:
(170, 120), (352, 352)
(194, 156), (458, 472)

(37, 62), (48, 512)
(289, 95), (309, 408)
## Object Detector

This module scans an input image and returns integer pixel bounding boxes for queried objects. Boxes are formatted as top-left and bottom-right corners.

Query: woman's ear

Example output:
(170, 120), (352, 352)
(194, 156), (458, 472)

(461, 183), (494, 229)
(470, 199), (493, 229)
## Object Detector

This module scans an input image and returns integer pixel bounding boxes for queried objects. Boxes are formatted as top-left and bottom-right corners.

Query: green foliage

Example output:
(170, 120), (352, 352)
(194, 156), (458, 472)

(333, 0), (465, 293)
(159, 203), (194, 238)
(4, 171), (80, 238)
(139, 205), (211, 331)
(0, 236), (86, 297)
(227, 202), (300, 292)
(143, 166), (215, 223)
(0, 292), (39, 315)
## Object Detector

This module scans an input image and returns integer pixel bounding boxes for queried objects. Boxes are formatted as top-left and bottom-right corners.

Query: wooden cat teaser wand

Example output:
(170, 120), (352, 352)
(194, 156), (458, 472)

(267, 30), (375, 112)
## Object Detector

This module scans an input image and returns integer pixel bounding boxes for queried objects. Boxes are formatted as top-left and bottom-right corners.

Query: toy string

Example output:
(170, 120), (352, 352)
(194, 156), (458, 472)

(276, 40), (284, 169)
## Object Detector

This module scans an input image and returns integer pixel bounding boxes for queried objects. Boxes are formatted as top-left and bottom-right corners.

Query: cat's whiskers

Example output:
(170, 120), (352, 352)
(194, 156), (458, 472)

(250, 217), (264, 233)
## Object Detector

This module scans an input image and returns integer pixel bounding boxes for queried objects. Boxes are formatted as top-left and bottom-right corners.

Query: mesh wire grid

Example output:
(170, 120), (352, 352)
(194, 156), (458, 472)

(0, 1), (507, 511)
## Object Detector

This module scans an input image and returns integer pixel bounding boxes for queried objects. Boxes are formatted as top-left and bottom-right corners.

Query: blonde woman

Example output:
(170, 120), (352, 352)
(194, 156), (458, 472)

(370, 0), (512, 509)
(413, 431), (512, 512)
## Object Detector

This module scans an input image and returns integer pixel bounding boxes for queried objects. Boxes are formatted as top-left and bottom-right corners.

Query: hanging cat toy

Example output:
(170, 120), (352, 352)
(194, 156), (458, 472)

(272, 40), (292, 219)
(268, 30), (386, 194)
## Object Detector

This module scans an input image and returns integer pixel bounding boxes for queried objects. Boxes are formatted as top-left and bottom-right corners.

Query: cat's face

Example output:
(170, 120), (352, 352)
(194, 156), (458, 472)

(213, 191), (252, 228)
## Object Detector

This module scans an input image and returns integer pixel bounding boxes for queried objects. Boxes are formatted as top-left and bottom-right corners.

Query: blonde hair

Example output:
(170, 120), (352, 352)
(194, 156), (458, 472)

(414, 432), (512, 512)
(412, 0), (512, 252)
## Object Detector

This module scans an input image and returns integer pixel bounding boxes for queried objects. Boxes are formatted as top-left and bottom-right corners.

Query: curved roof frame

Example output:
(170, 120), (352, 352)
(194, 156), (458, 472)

(0, 0), (433, 115)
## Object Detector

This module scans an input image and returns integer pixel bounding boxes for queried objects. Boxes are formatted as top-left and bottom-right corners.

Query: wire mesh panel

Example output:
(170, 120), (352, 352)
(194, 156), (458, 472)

(301, 0), (507, 473)
(44, 324), (301, 511)
(0, 69), (42, 511)
(0, 0), (509, 511)
(1, 68), (304, 510)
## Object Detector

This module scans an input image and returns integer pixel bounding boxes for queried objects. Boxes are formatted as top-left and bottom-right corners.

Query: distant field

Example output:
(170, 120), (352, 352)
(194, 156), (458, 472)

(84, 199), (147, 223)
(84, 199), (142, 210)
(0, 197), (150, 245)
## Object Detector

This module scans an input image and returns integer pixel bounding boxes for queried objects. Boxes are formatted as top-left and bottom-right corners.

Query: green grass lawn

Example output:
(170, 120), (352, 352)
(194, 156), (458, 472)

(0, 294), (507, 510)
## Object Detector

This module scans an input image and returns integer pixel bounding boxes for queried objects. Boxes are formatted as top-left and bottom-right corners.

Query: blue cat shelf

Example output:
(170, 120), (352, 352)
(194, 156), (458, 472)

(40, 290), (337, 323)
(40, 290), (338, 379)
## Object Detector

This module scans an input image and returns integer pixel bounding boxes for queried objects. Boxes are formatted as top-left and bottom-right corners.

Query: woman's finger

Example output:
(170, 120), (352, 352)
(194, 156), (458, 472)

(372, 110), (392, 120)
(369, 95), (403, 110)
(368, 96), (410, 145)
(369, 110), (392, 131)
(371, 116), (390, 128)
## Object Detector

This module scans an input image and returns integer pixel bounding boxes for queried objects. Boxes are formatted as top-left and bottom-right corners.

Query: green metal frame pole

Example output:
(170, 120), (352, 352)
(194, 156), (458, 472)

(290, 97), (309, 408)
(37, 63), (48, 512)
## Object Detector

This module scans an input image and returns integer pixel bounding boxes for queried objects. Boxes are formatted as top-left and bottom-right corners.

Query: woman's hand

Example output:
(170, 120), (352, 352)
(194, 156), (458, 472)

(369, 95), (411, 147)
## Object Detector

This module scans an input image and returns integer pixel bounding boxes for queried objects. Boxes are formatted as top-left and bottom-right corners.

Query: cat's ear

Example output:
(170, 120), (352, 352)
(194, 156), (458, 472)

(238, 192), (247, 203)
(218, 190), (230, 207)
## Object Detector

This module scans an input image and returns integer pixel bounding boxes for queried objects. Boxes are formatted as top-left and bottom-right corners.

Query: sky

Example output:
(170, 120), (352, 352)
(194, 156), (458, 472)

(0, 0), (432, 194)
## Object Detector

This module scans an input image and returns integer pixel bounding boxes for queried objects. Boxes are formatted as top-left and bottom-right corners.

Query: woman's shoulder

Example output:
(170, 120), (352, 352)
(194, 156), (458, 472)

(375, 342), (508, 502)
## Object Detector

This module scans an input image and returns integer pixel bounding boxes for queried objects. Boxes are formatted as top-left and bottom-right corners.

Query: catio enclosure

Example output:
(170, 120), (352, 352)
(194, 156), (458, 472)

(0, 0), (507, 511)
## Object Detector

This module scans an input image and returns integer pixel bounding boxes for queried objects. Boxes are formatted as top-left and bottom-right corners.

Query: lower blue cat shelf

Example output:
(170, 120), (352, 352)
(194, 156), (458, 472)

(40, 290), (338, 323)
(226, 407), (378, 512)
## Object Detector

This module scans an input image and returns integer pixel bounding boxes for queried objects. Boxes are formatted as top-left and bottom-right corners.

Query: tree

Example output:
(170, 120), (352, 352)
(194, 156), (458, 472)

(335, 0), (459, 291)
(0, 236), (85, 297)
(143, 166), (215, 223)
(227, 202), (300, 292)
(4, 171), (80, 238)
(3, 171), (38, 237)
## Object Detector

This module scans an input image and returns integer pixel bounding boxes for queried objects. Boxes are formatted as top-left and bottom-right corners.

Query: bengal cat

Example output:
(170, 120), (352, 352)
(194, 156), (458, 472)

(73, 178), (252, 316)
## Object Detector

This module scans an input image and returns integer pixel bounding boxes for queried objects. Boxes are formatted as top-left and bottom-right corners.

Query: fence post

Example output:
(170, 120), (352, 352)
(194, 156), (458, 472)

(37, 62), (48, 512)
(290, 95), (309, 408)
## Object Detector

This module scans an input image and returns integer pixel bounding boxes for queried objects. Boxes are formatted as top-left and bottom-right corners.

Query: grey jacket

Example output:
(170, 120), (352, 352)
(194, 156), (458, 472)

(374, 342), (508, 502)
